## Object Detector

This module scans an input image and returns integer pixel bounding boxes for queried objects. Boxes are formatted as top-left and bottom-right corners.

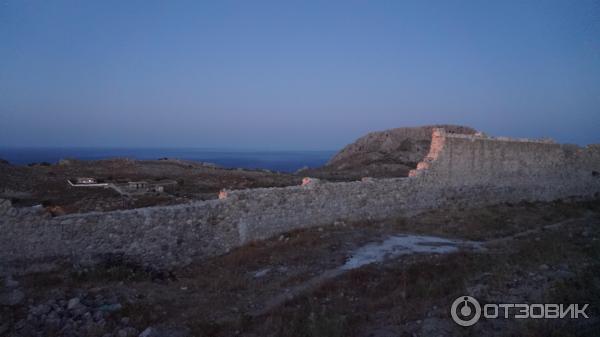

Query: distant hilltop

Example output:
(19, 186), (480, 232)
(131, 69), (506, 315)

(303, 125), (477, 179)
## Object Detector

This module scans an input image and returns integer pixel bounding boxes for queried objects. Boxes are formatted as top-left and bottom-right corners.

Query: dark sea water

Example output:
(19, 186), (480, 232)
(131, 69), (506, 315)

(0, 147), (336, 173)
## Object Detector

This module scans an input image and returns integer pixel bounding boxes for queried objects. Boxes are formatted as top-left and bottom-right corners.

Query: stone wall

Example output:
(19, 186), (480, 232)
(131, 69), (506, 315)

(1, 129), (599, 269)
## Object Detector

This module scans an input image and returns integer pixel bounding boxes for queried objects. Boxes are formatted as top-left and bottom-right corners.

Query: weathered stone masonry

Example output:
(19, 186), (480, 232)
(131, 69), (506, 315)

(1, 129), (599, 268)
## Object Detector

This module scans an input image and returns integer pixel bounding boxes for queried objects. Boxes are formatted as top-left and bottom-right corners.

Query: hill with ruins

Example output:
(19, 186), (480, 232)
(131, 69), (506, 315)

(0, 125), (477, 214)
(300, 124), (477, 180)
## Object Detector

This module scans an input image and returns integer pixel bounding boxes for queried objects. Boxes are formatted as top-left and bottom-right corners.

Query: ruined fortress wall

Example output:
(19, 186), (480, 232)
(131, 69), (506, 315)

(1, 130), (599, 269)
(0, 179), (427, 268)
(419, 130), (600, 199)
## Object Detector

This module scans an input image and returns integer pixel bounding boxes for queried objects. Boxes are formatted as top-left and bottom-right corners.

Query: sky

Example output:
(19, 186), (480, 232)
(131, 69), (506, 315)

(1, 0), (599, 150)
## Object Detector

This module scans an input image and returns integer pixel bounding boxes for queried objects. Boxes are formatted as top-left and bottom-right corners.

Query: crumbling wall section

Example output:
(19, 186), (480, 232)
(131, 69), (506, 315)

(422, 129), (600, 197)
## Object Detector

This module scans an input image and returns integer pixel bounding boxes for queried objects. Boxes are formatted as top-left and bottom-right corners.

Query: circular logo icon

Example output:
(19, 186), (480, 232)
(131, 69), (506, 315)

(451, 296), (481, 326)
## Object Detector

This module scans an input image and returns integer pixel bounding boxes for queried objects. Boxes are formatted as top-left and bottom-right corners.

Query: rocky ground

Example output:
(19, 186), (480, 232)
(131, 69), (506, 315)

(1, 198), (598, 336)
(0, 158), (301, 214)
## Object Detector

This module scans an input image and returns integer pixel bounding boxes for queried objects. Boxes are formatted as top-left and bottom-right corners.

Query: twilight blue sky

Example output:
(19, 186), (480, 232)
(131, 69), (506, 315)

(1, 0), (599, 150)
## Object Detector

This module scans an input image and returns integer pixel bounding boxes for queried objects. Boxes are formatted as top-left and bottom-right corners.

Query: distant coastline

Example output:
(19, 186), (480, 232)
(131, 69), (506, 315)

(0, 147), (336, 173)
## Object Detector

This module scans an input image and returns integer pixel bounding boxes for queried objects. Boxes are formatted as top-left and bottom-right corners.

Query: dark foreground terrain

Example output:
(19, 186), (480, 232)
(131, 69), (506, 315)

(2, 198), (599, 337)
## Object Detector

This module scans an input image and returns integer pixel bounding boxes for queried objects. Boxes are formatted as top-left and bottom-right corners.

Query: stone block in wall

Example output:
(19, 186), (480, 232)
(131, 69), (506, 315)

(0, 198), (11, 216)
(301, 177), (321, 188)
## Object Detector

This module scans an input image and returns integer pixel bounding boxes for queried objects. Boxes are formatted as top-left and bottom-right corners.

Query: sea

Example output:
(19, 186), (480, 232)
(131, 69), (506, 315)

(0, 147), (337, 173)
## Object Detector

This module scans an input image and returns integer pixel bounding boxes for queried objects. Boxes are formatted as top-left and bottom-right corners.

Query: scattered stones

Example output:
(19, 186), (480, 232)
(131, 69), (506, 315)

(14, 319), (27, 330)
(94, 310), (105, 321)
(31, 303), (52, 316)
(67, 297), (81, 310)
(3, 275), (20, 288)
(2, 289), (134, 337)
(139, 327), (155, 337)
(98, 303), (123, 312)
(0, 288), (25, 306)
(0, 198), (12, 216)
(333, 220), (347, 227)
(138, 326), (190, 337)
(253, 268), (270, 278)
(554, 270), (576, 280)
(117, 327), (138, 337)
